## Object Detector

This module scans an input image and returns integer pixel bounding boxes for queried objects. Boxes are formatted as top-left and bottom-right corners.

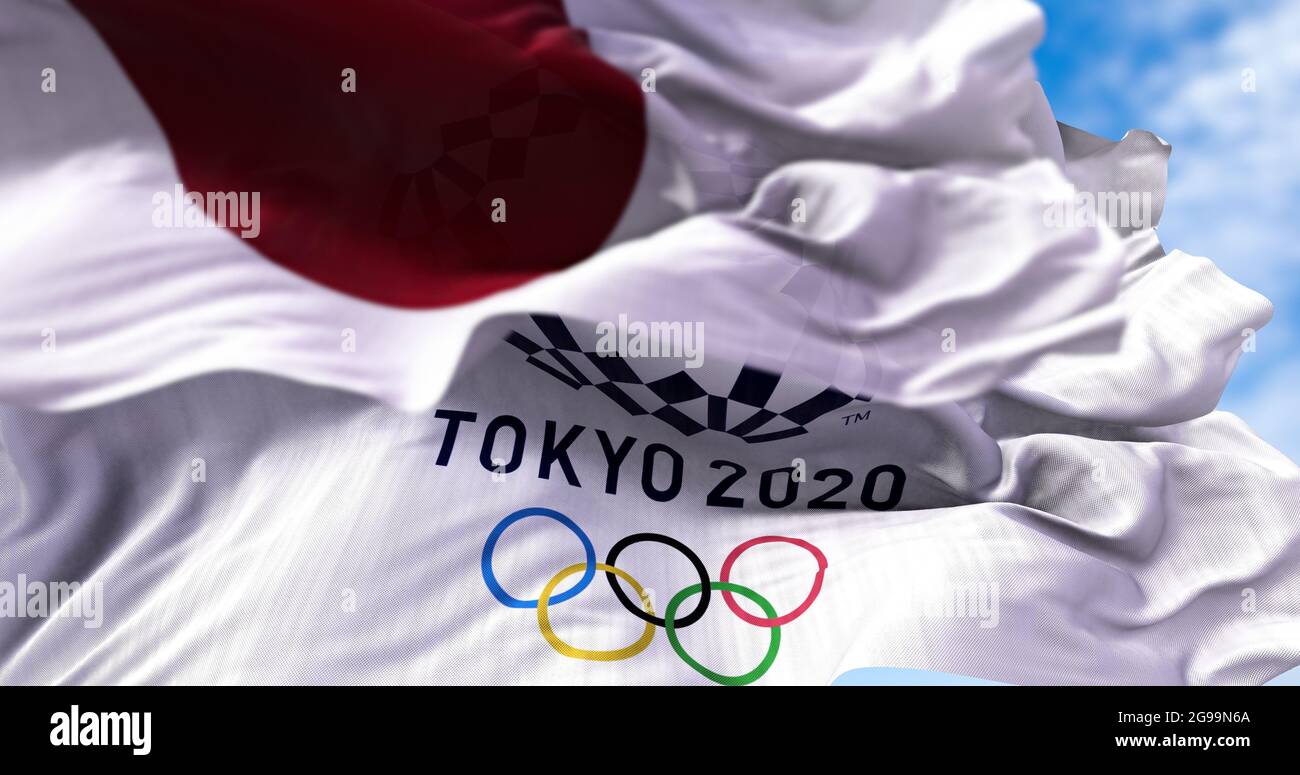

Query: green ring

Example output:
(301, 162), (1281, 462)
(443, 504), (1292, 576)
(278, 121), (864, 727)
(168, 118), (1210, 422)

(664, 582), (781, 686)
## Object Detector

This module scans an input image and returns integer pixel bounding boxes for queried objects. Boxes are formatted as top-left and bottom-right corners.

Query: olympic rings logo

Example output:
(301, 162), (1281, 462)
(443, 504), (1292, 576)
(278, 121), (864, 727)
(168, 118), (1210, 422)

(481, 506), (827, 686)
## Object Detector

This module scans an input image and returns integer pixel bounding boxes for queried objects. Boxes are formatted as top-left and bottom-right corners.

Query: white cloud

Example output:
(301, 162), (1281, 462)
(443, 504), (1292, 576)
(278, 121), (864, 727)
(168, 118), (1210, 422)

(1224, 357), (1300, 464)
(1131, 0), (1300, 294)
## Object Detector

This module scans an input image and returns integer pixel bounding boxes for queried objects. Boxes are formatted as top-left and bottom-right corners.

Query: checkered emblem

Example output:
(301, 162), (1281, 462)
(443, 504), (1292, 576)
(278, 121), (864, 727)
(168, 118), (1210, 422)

(378, 67), (587, 260)
(506, 315), (870, 443)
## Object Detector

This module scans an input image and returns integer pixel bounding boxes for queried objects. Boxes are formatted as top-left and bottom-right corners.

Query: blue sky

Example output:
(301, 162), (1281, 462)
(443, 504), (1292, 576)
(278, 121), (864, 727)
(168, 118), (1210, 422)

(1034, 0), (1300, 462)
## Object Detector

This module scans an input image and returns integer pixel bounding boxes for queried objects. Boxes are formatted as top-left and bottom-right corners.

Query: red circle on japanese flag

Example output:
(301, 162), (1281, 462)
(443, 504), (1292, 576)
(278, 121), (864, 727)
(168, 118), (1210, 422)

(73, 0), (646, 308)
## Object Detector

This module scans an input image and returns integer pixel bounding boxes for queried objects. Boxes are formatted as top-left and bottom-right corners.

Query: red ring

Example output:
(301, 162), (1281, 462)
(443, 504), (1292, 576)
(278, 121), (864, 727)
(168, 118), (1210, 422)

(719, 536), (828, 627)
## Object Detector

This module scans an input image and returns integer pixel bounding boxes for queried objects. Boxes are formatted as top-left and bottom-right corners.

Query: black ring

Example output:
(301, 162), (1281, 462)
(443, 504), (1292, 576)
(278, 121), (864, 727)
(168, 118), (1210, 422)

(605, 533), (711, 628)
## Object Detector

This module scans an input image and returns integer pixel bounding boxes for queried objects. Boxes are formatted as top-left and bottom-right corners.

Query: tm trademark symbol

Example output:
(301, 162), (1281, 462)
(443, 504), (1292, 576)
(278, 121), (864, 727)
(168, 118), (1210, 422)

(841, 410), (871, 426)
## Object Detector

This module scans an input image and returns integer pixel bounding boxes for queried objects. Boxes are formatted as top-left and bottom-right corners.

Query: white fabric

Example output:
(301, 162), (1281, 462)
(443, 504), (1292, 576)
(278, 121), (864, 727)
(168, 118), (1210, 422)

(2, 328), (1296, 685)
(571, 0), (1051, 238)
(0, 0), (1124, 413)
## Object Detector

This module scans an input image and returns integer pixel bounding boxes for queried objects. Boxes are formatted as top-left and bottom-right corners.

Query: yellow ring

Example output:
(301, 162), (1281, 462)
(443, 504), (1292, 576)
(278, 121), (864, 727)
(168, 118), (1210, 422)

(537, 562), (656, 661)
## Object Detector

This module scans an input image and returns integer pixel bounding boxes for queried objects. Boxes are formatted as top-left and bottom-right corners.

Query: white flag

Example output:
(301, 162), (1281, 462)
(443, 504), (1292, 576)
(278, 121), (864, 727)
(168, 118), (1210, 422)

(1, 0), (1296, 686)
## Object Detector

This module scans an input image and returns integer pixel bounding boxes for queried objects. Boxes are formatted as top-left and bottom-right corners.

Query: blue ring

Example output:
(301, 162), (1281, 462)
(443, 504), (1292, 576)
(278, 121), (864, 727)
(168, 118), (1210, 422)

(482, 507), (596, 609)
